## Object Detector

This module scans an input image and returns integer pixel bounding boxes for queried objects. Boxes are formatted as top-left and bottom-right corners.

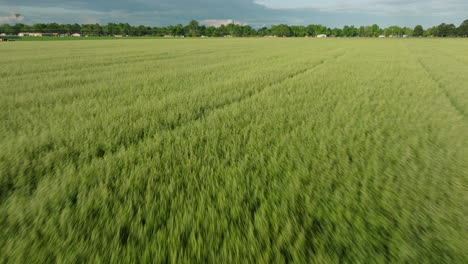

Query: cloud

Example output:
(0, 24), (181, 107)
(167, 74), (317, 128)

(0, 0), (467, 27)
(0, 0), (270, 26)
(0, 12), (24, 23)
(201, 19), (247, 27)
(256, 0), (468, 16)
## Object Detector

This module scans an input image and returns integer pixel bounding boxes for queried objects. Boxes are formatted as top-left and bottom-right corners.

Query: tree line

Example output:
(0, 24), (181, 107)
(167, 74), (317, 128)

(1, 19), (467, 37)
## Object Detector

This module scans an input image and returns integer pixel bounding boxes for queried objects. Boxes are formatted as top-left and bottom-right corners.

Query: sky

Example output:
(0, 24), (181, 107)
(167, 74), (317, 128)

(0, 0), (467, 28)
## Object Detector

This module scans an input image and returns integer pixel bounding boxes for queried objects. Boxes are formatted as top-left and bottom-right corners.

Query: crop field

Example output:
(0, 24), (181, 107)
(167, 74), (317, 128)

(0, 39), (467, 263)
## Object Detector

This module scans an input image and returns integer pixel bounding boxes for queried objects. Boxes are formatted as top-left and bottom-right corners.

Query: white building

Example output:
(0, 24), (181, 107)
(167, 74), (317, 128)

(71, 33), (81, 37)
(379, 35), (386, 38)
(18, 32), (43, 37)
(316, 34), (327, 38)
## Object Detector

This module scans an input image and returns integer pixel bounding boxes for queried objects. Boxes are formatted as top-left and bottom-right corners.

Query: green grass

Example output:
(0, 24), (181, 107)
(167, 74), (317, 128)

(16, 36), (178, 41)
(1, 38), (467, 263)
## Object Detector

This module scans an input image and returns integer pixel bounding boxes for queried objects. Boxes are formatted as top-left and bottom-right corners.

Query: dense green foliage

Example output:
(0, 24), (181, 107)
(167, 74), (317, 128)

(1, 39), (467, 263)
(1, 19), (468, 37)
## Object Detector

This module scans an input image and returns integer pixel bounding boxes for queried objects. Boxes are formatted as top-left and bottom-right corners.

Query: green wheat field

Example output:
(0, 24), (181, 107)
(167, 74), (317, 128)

(1, 39), (467, 263)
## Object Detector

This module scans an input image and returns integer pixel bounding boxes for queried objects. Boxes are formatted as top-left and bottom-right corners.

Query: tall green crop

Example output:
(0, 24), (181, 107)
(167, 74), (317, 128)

(1, 38), (467, 263)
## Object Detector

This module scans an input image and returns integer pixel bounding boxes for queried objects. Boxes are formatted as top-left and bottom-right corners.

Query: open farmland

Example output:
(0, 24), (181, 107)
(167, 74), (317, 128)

(0, 38), (467, 263)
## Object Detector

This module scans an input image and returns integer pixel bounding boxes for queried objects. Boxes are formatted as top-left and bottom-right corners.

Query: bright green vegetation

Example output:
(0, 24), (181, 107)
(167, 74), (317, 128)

(1, 39), (467, 263)
(16, 36), (177, 41)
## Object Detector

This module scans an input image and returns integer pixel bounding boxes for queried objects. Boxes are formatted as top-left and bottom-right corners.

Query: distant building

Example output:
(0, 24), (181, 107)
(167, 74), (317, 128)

(71, 33), (81, 37)
(316, 34), (327, 38)
(42, 33), (59, 37)
(379, 35), (386, 38)
(114, 35), (124, 38)
(18, 32), (43, 37)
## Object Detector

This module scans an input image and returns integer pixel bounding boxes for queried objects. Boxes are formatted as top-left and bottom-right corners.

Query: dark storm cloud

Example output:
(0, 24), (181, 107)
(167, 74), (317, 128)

(0, 0), (467, 27)
(0, 0), (271, 25)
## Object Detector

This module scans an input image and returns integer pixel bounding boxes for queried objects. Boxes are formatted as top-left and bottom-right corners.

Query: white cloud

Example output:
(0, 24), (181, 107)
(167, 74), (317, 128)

(201, 19), (246, 27)
(0, 12), (24, 23)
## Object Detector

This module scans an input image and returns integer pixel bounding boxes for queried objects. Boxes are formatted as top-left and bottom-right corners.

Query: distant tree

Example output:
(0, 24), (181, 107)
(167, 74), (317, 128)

(81, 24), (97, 35)
(358, 26), (366, 37)
(45, 23), (61, 33)
(105, 23), (120, 36)
(4, 18), (468, 39)
(151, 27), (166, 36)
(437, 23), (456, 37)
(384, 26), (404, 36)
(13, 23), (29, 33)
(135, 25), (147, 36)
(413, 25), (424, 36)
(174, 24), (184, 36)
(306, 25), (316, 37)
(458, 19), (468, 37)
(290, 26), (307, 37)
(11, 23), (23, 34)
(315, 24), (328, 35)
(225, 23), (241, 36)
(71, 23), (81, 34)
(94, 23), (103, 36)
(402, 27), (413, 36)
(271, 24), (291, 37)
(363, 26), (373, 37)
(257, 27), (270, 36)
(331, 28), (343, 37)
(186, 20), (201, 37)
(218, 24), (227, 36)
(0, 24), (13, 34)
(205, 26), (217, 37)
(343, 25), (357, 37)
(370, 24), (382, 37)
(200, 25), (207, 36)
(425, 26), (438, 37)
(121, 23), (132, 35)
(242, 25), (256, 37)
(63, 24), (72, 35)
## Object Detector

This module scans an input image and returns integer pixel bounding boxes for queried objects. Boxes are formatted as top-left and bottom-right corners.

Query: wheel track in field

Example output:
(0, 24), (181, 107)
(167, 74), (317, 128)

(188, 50), (347, 124)
(0, 50), (217, 79)
(436, 45), (468, 67)
(2, 46), (277, 79)
(402, 42), (467, 121)
(0, 49), (346, 202)
(445, 54), (468, 67)
(1, 52), (288, 96)
(414, 57), (467, 121)
(103, 48), (346, 156)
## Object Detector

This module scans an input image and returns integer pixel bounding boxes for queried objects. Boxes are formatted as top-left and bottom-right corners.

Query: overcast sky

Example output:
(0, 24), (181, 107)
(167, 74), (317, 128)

(0, 0), (467, 28)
